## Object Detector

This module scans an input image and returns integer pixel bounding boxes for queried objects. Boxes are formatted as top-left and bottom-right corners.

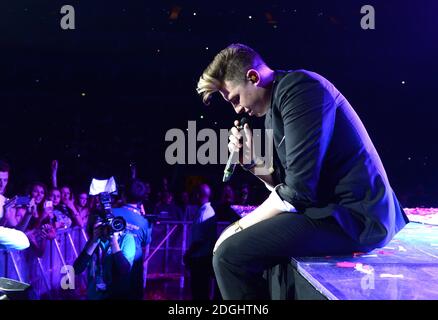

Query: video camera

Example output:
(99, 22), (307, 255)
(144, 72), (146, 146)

(89, 177), (126, 234)
(96, 191), (126, 234)
(3, 195), (31, 210)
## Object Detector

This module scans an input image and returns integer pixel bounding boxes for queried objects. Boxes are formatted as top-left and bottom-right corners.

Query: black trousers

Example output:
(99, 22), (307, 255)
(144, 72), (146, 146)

(212, 212), (375, 300)
(188, 256), (221, 300)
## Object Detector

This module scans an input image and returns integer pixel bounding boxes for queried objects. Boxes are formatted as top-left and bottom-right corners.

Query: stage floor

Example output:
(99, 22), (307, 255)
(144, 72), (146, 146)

(292, 222), (438, 300)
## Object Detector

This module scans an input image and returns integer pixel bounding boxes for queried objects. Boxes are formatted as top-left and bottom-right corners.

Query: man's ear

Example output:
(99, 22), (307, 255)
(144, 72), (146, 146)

(246, 69), (260, 85)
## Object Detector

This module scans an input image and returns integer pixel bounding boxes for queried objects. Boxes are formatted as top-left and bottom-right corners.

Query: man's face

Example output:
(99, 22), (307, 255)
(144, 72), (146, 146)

(220, 79), (270, 117)
(61, 187), (71, 203)
(0, 171), (9, 195)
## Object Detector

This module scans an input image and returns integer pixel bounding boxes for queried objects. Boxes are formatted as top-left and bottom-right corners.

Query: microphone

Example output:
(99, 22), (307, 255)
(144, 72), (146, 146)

(223, 117), (248, 182)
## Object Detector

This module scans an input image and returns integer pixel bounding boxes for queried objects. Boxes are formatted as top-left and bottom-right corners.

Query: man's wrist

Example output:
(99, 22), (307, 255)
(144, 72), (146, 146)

(110, 233), (119, 243)
(241, 160), (256, 171)
(233, 220), (243, 232)
(241, 157), (270, 173)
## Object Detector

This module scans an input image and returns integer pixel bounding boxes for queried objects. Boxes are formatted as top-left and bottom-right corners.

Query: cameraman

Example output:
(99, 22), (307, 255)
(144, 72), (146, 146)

(73, 219), (135, 300)
(112, 179), (151, 300)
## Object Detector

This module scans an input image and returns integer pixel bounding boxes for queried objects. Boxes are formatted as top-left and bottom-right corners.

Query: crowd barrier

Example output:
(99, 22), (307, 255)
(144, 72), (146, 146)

(0, 221), (230, 299)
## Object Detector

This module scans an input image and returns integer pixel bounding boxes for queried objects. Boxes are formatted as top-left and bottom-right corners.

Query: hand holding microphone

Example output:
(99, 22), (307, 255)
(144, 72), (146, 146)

(223, 117), (253, 182)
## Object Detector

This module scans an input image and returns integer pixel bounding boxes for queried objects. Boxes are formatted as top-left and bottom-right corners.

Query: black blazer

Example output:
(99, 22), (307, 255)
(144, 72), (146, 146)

(265, 70), (409, 247)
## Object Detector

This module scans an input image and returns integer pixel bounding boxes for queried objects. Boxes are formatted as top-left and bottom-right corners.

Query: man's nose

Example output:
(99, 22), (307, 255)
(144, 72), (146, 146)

(234, 105), (244, 114)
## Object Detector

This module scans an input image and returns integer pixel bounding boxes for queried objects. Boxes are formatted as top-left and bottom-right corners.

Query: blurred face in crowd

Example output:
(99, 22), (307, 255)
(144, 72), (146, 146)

(162, 178), (168, 191)
(141, 182), (151, 201)
(0, 171), (9, 195)
(240, 187), (249, 201)
(78, 193), (88, 207)
(31, 185), (45, 204)
(4, 205), (25, 227)
(61, 187), (71, 203)
(51, 189), (61, 206)
(222, 185), (235, 203)
(181, 191), (189, 205)
(162, 192), (172, 205)
(144, 183), (151, 195)
(15, 207), (27, 225)
(195, 184), (211, 205)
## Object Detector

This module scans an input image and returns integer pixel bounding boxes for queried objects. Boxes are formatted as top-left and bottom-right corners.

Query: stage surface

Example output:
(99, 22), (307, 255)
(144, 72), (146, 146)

(292, 214), (438, 300)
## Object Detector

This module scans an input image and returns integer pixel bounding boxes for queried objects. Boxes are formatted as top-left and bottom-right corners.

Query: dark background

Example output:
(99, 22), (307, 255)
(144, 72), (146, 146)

(0, 1), (437, 204)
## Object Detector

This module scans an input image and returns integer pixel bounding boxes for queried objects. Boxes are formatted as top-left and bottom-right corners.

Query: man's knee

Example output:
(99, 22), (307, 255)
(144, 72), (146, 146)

(212, 238), (240, 272)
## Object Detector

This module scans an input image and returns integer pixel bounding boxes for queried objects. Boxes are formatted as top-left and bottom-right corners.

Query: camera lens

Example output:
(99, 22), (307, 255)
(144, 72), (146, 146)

(110, 216), (126, 232)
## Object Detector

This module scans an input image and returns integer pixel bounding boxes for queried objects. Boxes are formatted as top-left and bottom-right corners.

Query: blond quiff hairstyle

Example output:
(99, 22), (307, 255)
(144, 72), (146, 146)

(196, 44), (264, 105)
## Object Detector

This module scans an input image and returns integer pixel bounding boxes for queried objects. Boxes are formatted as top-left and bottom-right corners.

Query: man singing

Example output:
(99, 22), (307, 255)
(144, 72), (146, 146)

(196, 43), (408, 299)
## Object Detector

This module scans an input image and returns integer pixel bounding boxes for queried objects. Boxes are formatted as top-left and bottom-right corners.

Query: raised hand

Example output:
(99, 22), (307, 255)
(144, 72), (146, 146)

(41, 224), (56, 240)
(51, 160), (58, 173)
(51, 160), (59, 188)
(130, 162), (137, 179)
